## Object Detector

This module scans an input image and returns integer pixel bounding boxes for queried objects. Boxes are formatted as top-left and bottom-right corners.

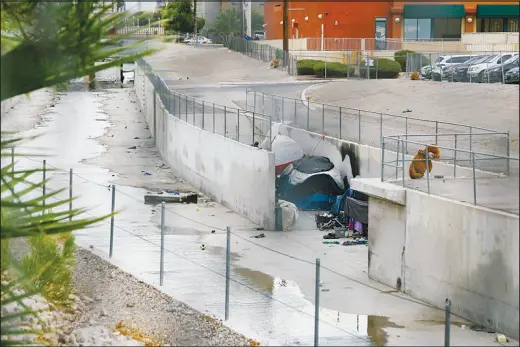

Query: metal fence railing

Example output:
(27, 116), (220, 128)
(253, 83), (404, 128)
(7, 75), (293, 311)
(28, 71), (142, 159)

(381, 135), (519, 214)
(245, 91), (513, 173)
(136, 59), (272, 149)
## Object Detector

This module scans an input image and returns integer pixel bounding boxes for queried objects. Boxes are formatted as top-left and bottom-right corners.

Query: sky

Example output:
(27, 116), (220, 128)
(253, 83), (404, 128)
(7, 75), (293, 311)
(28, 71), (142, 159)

(124, 1), (158, 13)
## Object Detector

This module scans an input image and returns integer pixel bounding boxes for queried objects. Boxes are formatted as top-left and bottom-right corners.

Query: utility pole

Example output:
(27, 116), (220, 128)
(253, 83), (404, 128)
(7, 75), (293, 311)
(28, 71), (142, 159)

(194, 0), (197, 37)
(282, 0), (289, 66)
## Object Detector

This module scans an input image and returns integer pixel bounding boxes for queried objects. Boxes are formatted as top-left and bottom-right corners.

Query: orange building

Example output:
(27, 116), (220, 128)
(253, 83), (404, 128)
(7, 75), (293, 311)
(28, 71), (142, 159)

(263, 1), (519, 41)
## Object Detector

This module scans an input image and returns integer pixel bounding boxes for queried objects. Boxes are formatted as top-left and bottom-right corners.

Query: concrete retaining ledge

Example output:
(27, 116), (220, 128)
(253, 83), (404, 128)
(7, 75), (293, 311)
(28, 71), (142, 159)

(351, 178), (406, 205)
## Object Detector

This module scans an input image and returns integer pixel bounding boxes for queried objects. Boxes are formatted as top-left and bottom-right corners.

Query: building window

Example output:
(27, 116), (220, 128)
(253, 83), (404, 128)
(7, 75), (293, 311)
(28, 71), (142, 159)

(404, 18), (432, 40)
(432, 18), (461, 39)
(478, 18), (519, 32)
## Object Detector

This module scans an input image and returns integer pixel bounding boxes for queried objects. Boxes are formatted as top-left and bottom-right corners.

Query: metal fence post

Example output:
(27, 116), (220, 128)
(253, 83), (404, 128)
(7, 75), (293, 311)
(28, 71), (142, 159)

(339, 107), (342, 139)
(185, 95), (188, 121)
(109, 184), (116, 258)
(281, 96), (285, 123)
(252, 112), (256, 144)
(236, 109), (240, 142)
(160, 202), (165, 286)
(314, 258), (321, 347)
(321, 104), (325, 133)
(375, 56), (379, 80)
(379, 113), (383, 146)
(225, 226), (231, 321)
(472, 152), (477, 205)
(213, 103), (215, 134)
(324, 59), (327, 79)
(453, 134), (458, 178)
(366, 53), (370, 79)
(506, 131), (510, 177)
(224, 106), (227, 137)
(401, 140), (406, 186)
(42, 160), (46, 211)
(269, 117), (273, 151)
(69, 169), (73, 221)
(192, 98), (195, 125)
(435, 121), (439, 144)
(294, 98), (297, 124)
(358, 110), (361, 144)
(396, 136), (400, 179)
(253, 91), (257, 113)
(381, 140), (385, 182)
(444, 298), (451, 347)
(177, 92), (181, 117)
(405, 117), (408, 154)
(202, 101), (205, 130)
(425, 146), (431, 194)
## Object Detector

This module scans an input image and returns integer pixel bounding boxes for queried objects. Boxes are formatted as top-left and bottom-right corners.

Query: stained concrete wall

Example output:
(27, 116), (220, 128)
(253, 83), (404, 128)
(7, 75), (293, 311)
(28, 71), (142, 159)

(135, 65), (276, 229)
(352, 177), (520, 340)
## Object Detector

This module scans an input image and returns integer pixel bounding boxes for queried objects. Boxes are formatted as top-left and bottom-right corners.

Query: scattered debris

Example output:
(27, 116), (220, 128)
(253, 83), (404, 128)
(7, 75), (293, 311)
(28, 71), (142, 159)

(402, 109), (412, 113)
(322, 241), (340, 245)
(144, 191), (198, 205)
(434, 174), (445, 179)
(342, 238), (367, 246)
(251, 233), (265, 239)
(211, 230), (215, 234)
(279, 279), (287, 287)
(126, 303), (135, 308)
(256, 227), (264, 231)
(143, 172), (152, 176)
(128, 146), (137, 149)
(323, 233), (339, 240)
(496, 334), (508, 343)
(321, 288), (330, 292)
(134, 136), (140, 139)
(200, 244), (206, 250)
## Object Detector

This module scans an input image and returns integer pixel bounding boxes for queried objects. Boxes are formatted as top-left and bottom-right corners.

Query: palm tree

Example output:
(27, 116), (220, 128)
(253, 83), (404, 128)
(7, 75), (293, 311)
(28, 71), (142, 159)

(1, 1), (157, 344)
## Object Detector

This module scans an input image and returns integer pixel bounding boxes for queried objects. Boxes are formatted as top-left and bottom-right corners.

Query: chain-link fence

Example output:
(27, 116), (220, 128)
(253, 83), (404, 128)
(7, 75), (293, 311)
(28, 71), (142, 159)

(136, 59), (272, 148)
(246, 91), (511, 173)
(381, 135), (519, 214)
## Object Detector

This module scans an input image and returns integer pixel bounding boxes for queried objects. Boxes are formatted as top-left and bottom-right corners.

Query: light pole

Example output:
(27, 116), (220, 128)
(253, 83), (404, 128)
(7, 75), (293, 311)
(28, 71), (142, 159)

(318, 13), (324, 51)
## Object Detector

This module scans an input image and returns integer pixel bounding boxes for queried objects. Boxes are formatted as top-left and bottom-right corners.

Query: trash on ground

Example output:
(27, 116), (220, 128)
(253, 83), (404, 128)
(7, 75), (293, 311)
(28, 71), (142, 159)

(402, 109), (412, 113)
(251, 233), (265, 239)
(128, 145), (136, 149)
(321, 288), (330, 292)
(496, 334), (508, 343)
(277, 200), (299, 231)
(211, 230), (215, 234)
(256, 227), (264, 231)
(144, 191), (198, 205)
(323, 241), (340, 245)
(143, 172), (152, 176)
(134, 136), (140, 139)
(200, 244), (206, 250)
(342, 238), (367, 246)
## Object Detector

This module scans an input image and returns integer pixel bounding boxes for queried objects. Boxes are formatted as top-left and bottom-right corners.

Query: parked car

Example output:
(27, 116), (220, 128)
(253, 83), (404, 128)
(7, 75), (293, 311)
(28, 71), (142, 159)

(442, 55), (487, 82)
(485, 54), (519, 83)
(468, 52), (515, 83)
(505, 66), (519, 84)
(185, 36), (212, 44)
(431, 55), (472, 81)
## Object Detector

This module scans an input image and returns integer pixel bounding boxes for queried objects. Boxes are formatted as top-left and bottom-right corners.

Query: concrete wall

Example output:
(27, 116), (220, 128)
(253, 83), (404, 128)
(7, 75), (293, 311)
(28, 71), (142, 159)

(352, 178), (520, 339)
(135, 65), (276, 229)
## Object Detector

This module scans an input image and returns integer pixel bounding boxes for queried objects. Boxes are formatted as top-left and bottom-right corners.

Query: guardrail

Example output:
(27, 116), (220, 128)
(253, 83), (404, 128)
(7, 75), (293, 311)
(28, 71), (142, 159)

(381, 134), (519, 214)
(136, 59), (272, 149)
(246, 91), (510, 174)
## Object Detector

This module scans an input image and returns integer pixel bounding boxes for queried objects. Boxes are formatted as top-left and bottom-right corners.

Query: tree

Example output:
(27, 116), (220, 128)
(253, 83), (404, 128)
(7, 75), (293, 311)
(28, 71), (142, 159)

(1, 1), (156, 343)
(210, 8), (241, 39)
(161, 0), (196, 34)
(251, 10), (264, 33)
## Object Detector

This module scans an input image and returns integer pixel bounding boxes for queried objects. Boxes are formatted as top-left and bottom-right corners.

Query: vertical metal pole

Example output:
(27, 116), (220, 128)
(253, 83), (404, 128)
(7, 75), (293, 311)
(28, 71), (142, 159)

(225, 226), (231, 321)
(405, 117), (408, 154)
(453, 134), (458, 178)
(307, 100), (310, 130)
(224, 106), (227, 137)
(253, 91), (257, 113)
(379, 113), (383, 146)
(381, 140), (385, 182)
(42, 160), (46, 211)
(185, 95), (188, 121)
(396, 137), (400, 179)
(506, 131), (510, 177)
(202, 101), (205, 130)
(444, 298), (451, 347)
(269, 117), (273, 151)
(339, 107), (342, 139)
(192, 98), (195, 125)
(472, 152), (477, 205)
(109, 185), (116, 258)
(177, 92), (181, 117)
(212, 103), (216, 133)
(435, 121), (439, 144)
(469, 126), (473, 154)
(358, 110), (361, 144)
(252, 112), (256, 144)
(160, 202), (165, 286)
(321, 104), (325, 133)
(69, 169), (73, 221)
(425, 146), (430, 194)
(401, 140), (406, 186)
(347, 53), (351, 78)
(294, 98), (297, 124)
(281, 96), (285, 123)
(237, 109), (240, 142)
(314, 258), (321, 347)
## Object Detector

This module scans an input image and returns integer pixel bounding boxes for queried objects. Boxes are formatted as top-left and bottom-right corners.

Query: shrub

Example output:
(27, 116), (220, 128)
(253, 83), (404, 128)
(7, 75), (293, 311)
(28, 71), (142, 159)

(394, 50), (415, 72)
(313, 62), (355, 78)
(297, 59), (323, 75)
(359, 58), (401, 79)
